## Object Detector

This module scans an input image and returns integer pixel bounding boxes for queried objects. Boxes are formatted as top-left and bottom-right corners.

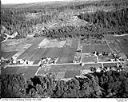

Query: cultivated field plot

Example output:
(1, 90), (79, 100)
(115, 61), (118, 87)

(1, 37), (44, 59)
(18, 47), (63, 63)
(1, 39), (26, 52)
(1, 38), (37, 52)
(64, 70), (80, 78)
(103, 63), (117, 68)
(37, 64), (82, 75)
(36, 63), (103, 79)
(2, 66), (39, 80)
(33, 60), (40, 64)
(71, 38), (79, 49)
(28, 48), (47, 61)
(116, 40), (128, 58)
(42, 48), (63, 58)
(82, 63), (102, 70)
(37, 64), (82, 79)
(56, 47), (76, 63)
(105, 34), (128, 57)
(98, 55), (114, 62)
(109, 42), (121, 53)
(50, 64), (82, 72)
(2, 37), (79, 64)
(82, 43), (111, 53)
(1, 51), (17, 59)
(17, 37), (45, 60)
(81, 54), (97, 63)
(38, 38), (66, 48)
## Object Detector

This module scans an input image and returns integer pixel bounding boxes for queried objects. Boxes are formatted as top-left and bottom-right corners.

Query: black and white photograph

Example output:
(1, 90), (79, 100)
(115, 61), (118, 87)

(1, 0), (128, 100)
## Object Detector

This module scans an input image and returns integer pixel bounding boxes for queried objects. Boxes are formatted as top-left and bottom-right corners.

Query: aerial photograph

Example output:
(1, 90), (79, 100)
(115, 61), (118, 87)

(1, 0), (128, 98)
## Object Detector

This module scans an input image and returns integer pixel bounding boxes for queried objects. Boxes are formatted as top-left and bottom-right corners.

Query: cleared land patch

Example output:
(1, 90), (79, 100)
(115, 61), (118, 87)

(38, 38), (66, 48)
(82, 43), (111, 53)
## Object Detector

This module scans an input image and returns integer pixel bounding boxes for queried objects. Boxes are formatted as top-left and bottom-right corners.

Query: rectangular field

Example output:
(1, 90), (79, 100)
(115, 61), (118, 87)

(103, 63), (117, 67)
(17, 37), (44, 60)
(1, 51), (17, 59)
(64, 70), (80, 78)
(105, 34), (128, 57)
(30, 47), (63, 62)
(37, 64), (82, 76)
(42, 48), (63, 58)
(71, 38), (79, 49)
(2, 66), (39, 80)
(82, 54), (97, 63)
(98, 55), (114, 62)
(82, 63), (102, 70)
(82, 44), (111, 53)
(37, 64), (82, 79)
(57, 47), (75, 63)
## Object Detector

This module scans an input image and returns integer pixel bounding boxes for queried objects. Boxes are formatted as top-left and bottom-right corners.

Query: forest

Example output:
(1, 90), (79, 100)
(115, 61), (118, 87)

(1, 69), (128, 98)
(1, 0), (128, 40)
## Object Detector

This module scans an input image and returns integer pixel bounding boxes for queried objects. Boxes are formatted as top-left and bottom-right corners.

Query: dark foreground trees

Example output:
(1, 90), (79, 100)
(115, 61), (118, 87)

(1, 70), (128, 98)
(1, 74), (27, 98)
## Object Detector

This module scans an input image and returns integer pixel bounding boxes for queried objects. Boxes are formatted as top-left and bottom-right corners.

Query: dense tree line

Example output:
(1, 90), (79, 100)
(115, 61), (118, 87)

(1, 69), (128, 98)
(69, 0), (128, 10)
(1, 0), (128, 40)
(78, 7), (128, 34)
(1, 8), (55, 38)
